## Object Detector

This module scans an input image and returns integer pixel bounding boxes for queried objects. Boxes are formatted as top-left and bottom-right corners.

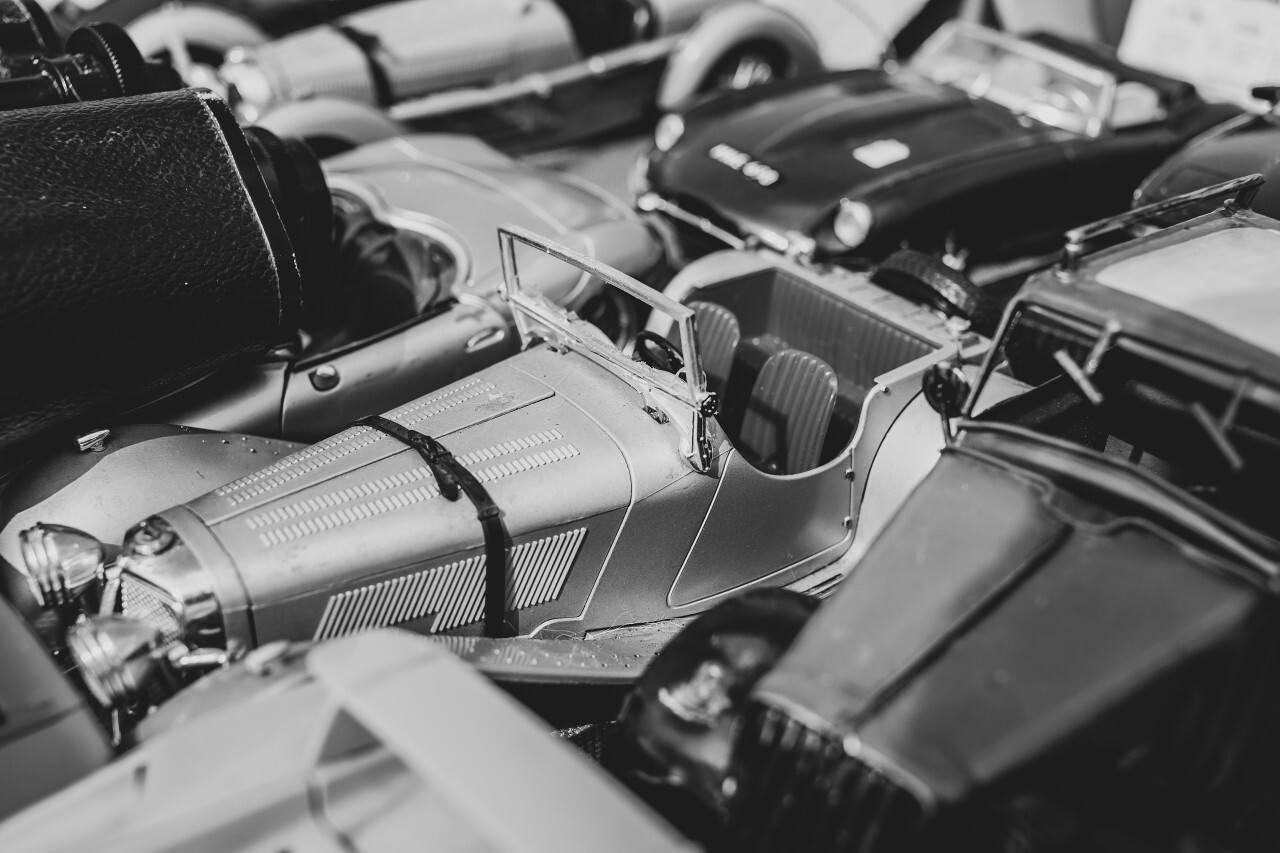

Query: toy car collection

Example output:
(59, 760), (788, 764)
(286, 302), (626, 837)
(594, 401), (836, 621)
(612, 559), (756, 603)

(638, 20), (1243, 268)
(4, 2), (1280, 851)
(216, 0), (826, 153)
(616, 177), (1280, 852)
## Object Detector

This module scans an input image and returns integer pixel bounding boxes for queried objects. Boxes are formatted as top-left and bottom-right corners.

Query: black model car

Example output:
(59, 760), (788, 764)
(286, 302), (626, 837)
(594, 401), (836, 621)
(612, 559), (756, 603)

(638, 20), (1242, 270)
(1135, 97), (1280, 219)
(617, 177), (1280, 852)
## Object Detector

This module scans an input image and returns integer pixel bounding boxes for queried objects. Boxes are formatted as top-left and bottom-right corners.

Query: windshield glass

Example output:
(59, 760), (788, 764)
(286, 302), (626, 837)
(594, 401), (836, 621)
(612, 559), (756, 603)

(967, 299), (1280, 541)
(911, 22), (1114, 136)
(499, 225), (717, 472)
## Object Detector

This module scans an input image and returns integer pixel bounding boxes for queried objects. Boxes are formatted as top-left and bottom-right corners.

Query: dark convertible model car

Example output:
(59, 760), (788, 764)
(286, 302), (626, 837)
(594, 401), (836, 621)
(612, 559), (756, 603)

(618, 177), (1280, 852)
(638, 20), (1242, 270)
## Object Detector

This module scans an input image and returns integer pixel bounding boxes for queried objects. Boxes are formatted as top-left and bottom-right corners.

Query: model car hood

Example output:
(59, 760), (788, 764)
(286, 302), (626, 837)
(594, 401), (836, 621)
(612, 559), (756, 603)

(755, 441), (1268, 804)
(175, 353), (633, 623)
(326, 135), (656, 302)
(654, 70), (1057, 234)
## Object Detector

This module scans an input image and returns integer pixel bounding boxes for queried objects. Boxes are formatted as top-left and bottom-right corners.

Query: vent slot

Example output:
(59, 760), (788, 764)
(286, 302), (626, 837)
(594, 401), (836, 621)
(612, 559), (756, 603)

(313, 527), (587, 639)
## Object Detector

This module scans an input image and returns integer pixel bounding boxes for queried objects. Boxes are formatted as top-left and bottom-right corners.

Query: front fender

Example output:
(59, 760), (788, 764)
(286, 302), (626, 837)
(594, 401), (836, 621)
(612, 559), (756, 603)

(256, 97), (409, 154)
(657, 2), (823, 112)
(0, 425), (304, 618)
(126, 5), (268, 58)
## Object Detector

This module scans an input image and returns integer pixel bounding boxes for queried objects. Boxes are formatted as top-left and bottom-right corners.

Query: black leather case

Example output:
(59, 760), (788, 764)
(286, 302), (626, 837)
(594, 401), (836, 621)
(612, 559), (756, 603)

(0, 89), (303, 451)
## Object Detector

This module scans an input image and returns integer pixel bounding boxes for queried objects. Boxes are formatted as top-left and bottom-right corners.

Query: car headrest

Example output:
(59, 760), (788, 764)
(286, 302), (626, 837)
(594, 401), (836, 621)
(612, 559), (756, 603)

(0, 89), (305, 453)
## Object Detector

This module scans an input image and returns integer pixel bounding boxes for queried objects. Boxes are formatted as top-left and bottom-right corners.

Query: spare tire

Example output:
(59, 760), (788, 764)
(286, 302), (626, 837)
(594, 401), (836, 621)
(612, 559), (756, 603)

(871, 249), (980, 319)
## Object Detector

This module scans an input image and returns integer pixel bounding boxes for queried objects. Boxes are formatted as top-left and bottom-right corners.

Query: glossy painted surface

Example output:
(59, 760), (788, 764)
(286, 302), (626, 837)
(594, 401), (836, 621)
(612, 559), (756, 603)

(648, 28), (1241, 264)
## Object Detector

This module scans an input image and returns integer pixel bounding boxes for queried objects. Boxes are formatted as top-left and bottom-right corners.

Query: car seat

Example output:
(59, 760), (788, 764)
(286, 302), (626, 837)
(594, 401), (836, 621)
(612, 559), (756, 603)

(690, 300), (740, 398)
(737, 349), (838, 475)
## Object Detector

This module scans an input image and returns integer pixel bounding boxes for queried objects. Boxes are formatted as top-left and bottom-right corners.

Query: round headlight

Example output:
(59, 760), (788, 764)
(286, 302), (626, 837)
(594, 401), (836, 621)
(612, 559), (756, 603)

(833, 199), (874, 249)
(20, 523), (105, 610)
(654, 113), (685, 153)
(68, 615), (168, 709)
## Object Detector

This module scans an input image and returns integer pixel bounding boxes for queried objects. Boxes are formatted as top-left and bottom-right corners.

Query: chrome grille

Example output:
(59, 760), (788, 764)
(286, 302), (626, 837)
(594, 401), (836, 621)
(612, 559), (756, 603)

(728, 703), (926, 853)
(121, 577), (182, 645)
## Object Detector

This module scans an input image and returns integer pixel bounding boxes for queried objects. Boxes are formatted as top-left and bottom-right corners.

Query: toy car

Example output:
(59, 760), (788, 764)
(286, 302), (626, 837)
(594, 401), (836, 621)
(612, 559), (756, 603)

(0, 630), (693, 853)
(1135, 93), (1280, 219)
(17, 226), (998, 719)
(142, 132), (665, 443)
(617, 175), (1280, 852)
(636, 20), (1243, 271)
(215, 0), (828, 153)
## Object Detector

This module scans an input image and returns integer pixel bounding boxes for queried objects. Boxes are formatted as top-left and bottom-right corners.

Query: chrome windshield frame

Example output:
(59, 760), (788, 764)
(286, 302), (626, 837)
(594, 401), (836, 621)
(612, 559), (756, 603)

(498, 224), (718, 473)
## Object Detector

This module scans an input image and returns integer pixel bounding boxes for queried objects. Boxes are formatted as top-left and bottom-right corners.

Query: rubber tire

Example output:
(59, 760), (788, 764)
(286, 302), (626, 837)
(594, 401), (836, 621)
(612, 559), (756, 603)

(871, 249), (980, 319)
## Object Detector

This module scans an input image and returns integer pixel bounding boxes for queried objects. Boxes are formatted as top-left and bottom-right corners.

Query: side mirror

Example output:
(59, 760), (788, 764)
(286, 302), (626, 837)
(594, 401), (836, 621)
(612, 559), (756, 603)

(922, 361), (970, 420)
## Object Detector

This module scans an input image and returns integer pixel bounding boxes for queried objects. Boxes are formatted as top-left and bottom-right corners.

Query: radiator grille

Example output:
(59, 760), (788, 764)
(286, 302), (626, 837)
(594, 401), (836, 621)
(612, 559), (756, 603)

(313, 527), (587, 639)
(728, 703), (926, 853)
(121, 577), (183, 645)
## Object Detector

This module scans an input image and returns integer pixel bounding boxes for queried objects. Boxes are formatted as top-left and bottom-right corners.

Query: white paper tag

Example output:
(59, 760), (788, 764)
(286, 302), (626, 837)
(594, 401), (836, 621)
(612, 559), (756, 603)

(1120, 0), (1280, 107)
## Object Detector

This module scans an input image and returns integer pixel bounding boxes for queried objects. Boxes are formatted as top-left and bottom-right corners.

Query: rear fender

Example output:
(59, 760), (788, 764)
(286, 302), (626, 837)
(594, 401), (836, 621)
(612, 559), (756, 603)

(657, 2), (822, 112)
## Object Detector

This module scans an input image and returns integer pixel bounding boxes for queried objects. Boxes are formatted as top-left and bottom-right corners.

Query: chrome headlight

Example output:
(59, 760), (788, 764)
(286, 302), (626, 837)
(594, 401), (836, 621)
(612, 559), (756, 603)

(20, 523), (105, 609)
(68, 615), (171, 708)
(654, 113), (685, 153)
(833, 199), (874, 249)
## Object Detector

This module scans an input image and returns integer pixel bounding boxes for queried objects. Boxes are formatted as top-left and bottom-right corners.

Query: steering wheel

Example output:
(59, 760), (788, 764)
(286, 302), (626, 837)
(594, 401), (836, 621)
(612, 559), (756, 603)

(633, 331), (684, 374)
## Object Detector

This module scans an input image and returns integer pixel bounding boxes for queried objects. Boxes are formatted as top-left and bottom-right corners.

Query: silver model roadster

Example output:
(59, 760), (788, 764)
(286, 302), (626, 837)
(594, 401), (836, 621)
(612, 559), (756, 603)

(18, 227), (992, 714)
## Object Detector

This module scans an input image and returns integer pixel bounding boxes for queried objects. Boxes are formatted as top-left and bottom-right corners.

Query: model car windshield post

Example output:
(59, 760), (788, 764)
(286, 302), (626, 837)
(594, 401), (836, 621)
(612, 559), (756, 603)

(1060, 173), (1266, 271)
(498, 224), (719, 474)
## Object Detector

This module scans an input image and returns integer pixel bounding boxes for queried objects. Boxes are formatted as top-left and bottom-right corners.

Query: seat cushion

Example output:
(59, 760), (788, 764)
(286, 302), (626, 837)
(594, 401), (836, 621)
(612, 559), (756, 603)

(738, 349), (839, 475)
(690, 301), (741, 397)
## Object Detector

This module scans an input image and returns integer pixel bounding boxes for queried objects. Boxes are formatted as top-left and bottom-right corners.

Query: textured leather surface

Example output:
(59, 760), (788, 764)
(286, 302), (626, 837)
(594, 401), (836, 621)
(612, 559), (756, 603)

(0, 89), (302, 452)
(690, 300), (739, 397)
(739, 349), (837, 475)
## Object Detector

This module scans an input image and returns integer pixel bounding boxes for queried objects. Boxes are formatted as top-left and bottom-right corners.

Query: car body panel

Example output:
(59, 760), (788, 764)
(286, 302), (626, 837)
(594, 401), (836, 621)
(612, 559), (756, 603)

(0, 425), (305, 614)
(0, 630), (692, 853)
(0, 596), (110, 821)
(644, 22), (1241, 264)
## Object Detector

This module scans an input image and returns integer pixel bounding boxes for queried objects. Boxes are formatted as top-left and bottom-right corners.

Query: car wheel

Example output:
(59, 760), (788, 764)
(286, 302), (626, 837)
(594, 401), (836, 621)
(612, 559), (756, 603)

(870, 249), (981, 320)
(700, 40), (786, 95)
